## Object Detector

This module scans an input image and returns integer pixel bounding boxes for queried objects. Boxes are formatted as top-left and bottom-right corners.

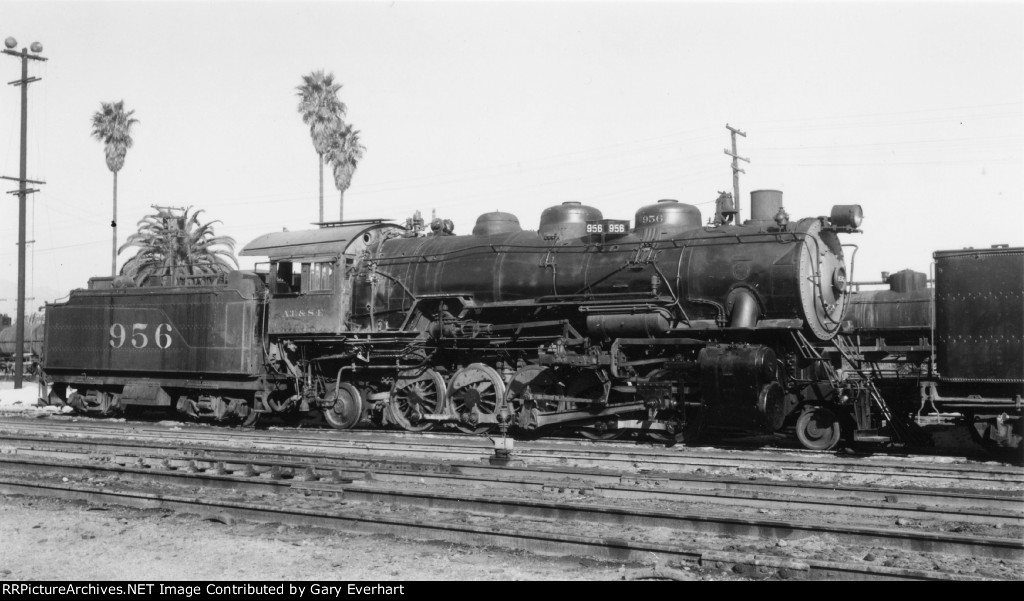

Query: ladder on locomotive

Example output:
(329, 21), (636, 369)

(791, 332), (929, 445)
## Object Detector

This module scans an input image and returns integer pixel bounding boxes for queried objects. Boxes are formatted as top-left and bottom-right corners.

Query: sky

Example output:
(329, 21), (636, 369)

(0, 0), (1021, 316)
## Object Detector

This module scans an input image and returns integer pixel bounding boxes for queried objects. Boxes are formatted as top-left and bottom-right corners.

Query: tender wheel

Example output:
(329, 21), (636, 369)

(79, 390), (122, 417)
(241, 393), (272, 428)
(240, 405), (261, 428)
(387, 368), (445, 432)
(46, 384), (68, 407)
(448, 364), (505, 434)
(323, 382), (363, 430)
(796, 406), (842, 451)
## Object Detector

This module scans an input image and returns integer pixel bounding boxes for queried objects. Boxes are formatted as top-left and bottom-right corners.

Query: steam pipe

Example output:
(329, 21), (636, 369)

(729, 288), (759, 328)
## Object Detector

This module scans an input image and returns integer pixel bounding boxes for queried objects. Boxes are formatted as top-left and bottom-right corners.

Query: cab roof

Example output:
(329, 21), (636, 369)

(240, 222), (398, 259)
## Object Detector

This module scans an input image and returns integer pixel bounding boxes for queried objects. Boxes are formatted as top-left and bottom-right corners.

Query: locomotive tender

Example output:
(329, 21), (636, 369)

(43, 190), (876, 449)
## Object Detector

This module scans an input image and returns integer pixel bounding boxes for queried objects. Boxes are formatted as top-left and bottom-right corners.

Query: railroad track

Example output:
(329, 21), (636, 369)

(1, 436), (1021, 524)
(0, 461), (1015, 581)
(3, 401), (1005, 464)
(1, 416), (1021, 490)
(1, 422), (1022, 580)
(0, 478), (959, 581)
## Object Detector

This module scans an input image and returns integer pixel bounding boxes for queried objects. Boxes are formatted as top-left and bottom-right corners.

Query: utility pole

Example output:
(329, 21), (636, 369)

(3, 37), (47, 390)
(724, 124), (749, 223)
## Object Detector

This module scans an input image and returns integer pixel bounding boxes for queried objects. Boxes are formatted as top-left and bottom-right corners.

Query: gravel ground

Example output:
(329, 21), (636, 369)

(0, 495), (713, 581)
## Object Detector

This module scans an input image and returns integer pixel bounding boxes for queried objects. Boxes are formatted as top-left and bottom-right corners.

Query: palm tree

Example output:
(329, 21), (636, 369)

(324, 124), (366, 221)
(296, 70), (347, 222)
(118, 206), (238, 287)
(91, 101), (139, 276)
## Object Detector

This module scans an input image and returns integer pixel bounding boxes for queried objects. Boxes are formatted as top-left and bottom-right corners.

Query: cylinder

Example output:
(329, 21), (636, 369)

(699, 344), (781, 431)
(750, 190), (783, 222)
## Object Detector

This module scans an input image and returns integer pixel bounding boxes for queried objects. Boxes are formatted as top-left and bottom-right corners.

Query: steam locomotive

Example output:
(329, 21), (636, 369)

(42, 190), (889, 450)
(839, 247), (1023, 454)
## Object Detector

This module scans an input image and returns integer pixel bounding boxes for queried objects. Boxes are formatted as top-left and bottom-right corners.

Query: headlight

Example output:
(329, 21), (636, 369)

(829, 205), (863, 229)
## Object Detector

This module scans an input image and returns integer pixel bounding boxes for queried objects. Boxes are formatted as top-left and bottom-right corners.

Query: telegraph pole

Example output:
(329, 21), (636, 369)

(3, 37), (47, 389)
(724, 124), (749, 223)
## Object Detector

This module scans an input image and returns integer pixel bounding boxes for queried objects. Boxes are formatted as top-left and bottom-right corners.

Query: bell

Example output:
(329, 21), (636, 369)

(774, 207), (790, 229)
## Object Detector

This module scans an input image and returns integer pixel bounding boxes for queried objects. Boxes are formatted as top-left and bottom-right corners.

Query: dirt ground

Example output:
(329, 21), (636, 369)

(0, 495), (716, 582)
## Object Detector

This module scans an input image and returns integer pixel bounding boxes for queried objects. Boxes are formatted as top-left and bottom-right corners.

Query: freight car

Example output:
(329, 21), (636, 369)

(43, 190), (902, 450)
(0, 313), (43, 377)
(838, 247), (1023, 454)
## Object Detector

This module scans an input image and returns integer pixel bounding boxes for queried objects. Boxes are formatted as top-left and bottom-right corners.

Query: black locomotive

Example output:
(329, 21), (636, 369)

(41, 190), (905, 450)
(839, 247), (1023, 454)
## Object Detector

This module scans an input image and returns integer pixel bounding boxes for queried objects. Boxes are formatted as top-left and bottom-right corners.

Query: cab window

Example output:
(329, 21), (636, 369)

(304, 261), (335, 292)
(272, 260), (335, 294)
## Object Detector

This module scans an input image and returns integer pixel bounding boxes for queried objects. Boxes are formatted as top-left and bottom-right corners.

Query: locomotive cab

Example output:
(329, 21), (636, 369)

(263, 255), (345, 334)
(240, 221), (402, 336)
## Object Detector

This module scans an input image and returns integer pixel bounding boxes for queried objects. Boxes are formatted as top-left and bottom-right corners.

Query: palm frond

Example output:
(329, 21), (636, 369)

(323, 124), (367, 193)
(297, 71), (348, 157)
(91, 100), (139, 175)
(117, 206), (238, 286)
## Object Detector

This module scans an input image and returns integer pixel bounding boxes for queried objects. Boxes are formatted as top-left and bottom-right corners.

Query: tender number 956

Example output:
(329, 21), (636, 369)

(109, 323), (174, 349)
